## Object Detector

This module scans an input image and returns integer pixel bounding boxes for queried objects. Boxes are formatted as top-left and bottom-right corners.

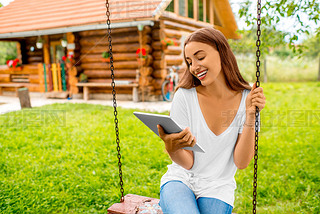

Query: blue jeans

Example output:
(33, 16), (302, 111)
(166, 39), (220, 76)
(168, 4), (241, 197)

(159, 180), (233, 214)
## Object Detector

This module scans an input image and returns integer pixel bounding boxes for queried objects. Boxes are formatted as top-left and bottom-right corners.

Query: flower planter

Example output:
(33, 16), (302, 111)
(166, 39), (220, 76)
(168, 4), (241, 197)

(137, 58), (147, 66)
(101, 58), (110, 63)
(161, 44), (168, 51)
(161, 38), (178, 50)
(9, 66), (22, 72)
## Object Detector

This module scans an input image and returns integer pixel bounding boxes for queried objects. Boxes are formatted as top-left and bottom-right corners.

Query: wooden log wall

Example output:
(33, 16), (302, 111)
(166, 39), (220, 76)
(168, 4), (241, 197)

(75, 18), (203, 99)
(163, 20), (186, 85)
(151, 21), (166, 96)
(151, 20), (185, 96)
(78, 26), (154, 97)
(0, 65), (41, 92)
(158, 16), (210, 93)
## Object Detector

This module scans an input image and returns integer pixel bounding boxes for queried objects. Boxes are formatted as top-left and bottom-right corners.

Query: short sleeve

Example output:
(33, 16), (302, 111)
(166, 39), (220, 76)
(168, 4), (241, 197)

(169, 89), (190, 129)
(238, 112), (261, 133)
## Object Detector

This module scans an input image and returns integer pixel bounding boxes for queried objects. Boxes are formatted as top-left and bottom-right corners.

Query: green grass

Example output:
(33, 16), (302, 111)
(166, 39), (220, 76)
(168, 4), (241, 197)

(0, 82), (319, 213)
(236, 55), (319, 83)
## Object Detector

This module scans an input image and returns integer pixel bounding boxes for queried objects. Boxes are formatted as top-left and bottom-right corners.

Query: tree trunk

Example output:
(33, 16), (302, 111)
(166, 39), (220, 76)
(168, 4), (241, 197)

(264, 58), (267, 83)
(18, 88), (32, 109)
(318, 56), (320, 81)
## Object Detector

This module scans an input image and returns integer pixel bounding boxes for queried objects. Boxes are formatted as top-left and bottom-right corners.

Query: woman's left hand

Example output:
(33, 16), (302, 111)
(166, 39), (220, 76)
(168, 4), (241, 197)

(245, 82), (266, 118)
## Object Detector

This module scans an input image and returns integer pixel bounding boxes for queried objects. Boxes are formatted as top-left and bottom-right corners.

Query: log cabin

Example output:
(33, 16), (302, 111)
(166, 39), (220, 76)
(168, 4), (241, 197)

(0, 0), (240, 101)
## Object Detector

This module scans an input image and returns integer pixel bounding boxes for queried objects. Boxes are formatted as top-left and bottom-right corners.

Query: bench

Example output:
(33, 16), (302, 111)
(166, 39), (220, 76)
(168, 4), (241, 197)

(0, 83), (25, 96)
(76, 81), (138, 101)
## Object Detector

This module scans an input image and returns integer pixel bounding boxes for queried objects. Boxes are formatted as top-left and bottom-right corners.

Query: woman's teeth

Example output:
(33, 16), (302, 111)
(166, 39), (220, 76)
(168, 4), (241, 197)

(197, 70), (208, 78)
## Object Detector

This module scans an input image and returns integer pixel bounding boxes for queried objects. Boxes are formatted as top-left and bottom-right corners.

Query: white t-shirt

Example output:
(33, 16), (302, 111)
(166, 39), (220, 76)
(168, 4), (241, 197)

(160, 87), (260, 207)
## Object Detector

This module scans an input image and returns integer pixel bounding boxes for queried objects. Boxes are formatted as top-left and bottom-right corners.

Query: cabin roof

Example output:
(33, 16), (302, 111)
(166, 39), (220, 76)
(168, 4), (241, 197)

(0, 0), (239, 39)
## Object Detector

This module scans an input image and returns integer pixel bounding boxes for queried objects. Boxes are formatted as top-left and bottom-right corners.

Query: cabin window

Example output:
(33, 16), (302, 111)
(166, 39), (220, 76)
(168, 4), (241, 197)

(179, 0), (185, 16)
(172, 0), (214, 24)
(188, 0), (194, 18)
(206, 0), (210, 23)
(165, 1), (174, 12)
(198, 0), (204, 21)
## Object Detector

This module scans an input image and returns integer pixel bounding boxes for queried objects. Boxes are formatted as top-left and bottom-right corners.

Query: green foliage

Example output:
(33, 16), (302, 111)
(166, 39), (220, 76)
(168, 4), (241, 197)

(0, 83), (319, 213)
(302, 32), (320, 58)
(101, 51), (110, 59)
(238, 0), (320, 55)
(0, 42), (17, 65)
(229, 28), (289, 57)
(165, 0), (174, 12)
(272, 47), (294, 59)
(229, 29), (257, 55)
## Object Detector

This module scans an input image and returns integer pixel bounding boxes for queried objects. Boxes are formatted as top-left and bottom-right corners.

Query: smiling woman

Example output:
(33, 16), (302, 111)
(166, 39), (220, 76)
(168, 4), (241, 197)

(178, 28), (251, 92)
(157, 27), (266, 214)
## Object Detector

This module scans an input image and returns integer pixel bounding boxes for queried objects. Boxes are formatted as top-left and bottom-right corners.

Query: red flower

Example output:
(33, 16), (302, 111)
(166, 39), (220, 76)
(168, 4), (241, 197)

(136, 48), (147, 59)
(62, 56), (67, 61)
(142, 48), (146, 56)
(6, 58), (21, 68)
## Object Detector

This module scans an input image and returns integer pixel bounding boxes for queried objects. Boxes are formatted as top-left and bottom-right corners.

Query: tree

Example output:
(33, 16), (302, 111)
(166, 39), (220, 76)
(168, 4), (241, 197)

(0, 42), (17, 65)
(229, 27), (289, 57)
(238, 0), (320, 55)
(303, 33), (320, 58)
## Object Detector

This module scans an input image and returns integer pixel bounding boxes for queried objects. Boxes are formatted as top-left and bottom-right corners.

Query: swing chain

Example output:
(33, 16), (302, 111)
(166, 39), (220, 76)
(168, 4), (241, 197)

(253, 0), (261, 213)
(106, 0), (125, 203)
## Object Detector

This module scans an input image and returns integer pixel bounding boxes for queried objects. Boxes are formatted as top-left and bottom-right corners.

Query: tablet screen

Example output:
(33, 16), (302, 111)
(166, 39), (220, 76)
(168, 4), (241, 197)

(134, 112), (205, 153)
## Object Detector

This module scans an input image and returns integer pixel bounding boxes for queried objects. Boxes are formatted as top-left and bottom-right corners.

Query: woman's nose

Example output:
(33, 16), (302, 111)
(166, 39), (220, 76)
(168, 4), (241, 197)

(191, 62), (201, 73)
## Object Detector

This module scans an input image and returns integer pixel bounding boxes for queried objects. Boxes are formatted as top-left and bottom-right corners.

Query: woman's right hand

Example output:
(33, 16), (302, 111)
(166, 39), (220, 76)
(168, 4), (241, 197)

(157, 125), (196, 154)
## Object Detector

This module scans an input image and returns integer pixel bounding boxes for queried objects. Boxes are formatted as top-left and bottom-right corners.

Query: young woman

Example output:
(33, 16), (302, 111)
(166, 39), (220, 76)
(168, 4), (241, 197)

(157, 27), (266, 214)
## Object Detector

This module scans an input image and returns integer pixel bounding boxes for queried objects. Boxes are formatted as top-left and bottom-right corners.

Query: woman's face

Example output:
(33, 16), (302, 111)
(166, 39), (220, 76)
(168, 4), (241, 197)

(184, 41), (222, 86)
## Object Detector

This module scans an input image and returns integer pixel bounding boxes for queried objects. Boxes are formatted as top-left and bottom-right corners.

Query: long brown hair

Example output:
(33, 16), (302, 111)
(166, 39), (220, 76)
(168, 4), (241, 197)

(177, 27), (251, 92)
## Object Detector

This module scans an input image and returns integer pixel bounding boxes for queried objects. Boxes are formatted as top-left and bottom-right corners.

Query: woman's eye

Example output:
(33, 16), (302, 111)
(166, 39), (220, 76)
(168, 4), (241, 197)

(187, 57), (204, 66)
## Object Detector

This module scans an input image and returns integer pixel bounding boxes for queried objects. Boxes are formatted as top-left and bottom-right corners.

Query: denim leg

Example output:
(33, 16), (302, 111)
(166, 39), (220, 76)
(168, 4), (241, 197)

(197, 197), (233, 214)
(159, 180), (200, 214)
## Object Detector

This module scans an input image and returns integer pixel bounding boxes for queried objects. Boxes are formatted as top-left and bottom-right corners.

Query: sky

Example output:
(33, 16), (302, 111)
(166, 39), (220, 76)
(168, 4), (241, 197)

(0, 0), (12, 6)
(1, 0), (318, 43)
(229, 0), (319, 43)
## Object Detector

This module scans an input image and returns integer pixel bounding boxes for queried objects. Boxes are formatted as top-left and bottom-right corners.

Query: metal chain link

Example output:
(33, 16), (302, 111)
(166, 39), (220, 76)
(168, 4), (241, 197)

(106, 0), (125, 203)
(253, 0), (261, 213)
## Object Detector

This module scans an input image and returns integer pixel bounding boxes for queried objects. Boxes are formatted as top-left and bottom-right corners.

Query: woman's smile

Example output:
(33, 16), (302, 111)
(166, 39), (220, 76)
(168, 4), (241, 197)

(196, 69), (208, 80)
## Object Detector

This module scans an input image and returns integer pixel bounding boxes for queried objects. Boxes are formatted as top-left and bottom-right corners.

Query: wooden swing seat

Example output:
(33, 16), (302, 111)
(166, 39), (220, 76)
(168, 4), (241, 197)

(107, 194), (162, 214)
(107, 194), (237, 214)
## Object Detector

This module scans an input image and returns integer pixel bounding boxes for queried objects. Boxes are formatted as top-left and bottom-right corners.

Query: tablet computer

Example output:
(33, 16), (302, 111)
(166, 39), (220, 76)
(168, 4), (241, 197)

(133, 111), (205, 153)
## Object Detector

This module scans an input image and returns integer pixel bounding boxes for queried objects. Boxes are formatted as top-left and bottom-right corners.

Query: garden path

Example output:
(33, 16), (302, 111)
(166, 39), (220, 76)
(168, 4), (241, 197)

(0, 93), (171, 115)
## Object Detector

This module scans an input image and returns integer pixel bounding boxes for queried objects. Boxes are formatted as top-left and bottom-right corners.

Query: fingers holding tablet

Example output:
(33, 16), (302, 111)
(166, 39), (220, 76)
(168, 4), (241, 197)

(158, 125), (197, 153)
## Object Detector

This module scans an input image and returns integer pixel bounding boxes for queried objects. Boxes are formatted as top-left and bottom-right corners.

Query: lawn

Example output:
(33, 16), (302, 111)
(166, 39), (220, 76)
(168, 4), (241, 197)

(236, 55), (319, 83)
(0, 82), (319, 213)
